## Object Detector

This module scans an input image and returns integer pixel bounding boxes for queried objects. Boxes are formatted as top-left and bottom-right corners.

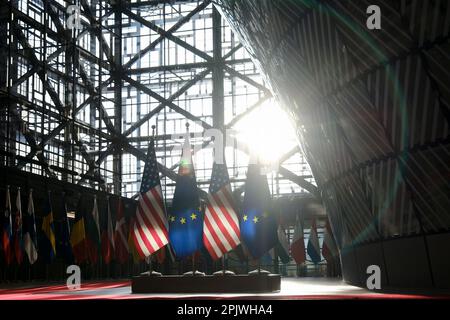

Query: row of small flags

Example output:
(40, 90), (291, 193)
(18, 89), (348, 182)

(1, 185), (130, 266)
(1, 187), (64, 266)
(1, 133), (338, 267)
(277, 216), (338, 265)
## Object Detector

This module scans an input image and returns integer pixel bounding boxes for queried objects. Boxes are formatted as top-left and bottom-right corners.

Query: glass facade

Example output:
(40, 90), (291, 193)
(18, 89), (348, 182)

(1, 0), (315, 203)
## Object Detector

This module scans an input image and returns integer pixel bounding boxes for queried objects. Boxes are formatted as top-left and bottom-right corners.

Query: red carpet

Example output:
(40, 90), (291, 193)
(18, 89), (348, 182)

(0, 280), (448, 300)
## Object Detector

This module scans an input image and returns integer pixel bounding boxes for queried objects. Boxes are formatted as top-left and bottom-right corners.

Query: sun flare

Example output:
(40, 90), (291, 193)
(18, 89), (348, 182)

(233, 100), (298, 166)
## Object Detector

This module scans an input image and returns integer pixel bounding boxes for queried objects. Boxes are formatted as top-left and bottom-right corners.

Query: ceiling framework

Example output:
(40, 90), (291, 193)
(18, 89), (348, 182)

(0, 0), (317, 201)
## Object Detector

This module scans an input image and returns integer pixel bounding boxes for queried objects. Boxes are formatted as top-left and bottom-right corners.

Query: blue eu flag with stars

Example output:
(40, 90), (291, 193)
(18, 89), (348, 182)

(168, 134), (203, 258)
(240, 163), (278, 259)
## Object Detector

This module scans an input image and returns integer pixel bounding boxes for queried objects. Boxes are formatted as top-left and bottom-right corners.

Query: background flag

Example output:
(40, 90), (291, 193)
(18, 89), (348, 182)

(58, 195), (73, 265)
(2, 187), (13, 265)
(41, 192), (56, 263)
(203, 162), (240, 260)
(114, 197), (129, 264)
(322, 218), (338, 262)
(128, 217), (142, 264)
(240, 163), (278, 258)
(13, 188), (24, 265)
(23, 189), (38, 264)
(274, 225), (290, 264)
(101, 196), (115, 264)
(290, 215), (306, 264)
(169, 133), (203, 258)
(70, 195), (87, 264)
(307, 218), (321, 264)
(85, 196), (101, 264)
(132, 139), (169, 259)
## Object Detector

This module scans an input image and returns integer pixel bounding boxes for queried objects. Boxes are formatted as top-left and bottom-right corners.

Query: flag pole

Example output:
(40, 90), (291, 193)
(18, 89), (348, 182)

(192, 253), (196, 276)
(151, 125), (156, 277)
(187, 122), (195, 276)
(258, 258), (261, 274)
(147, 254), (153, 275)
(222, 254), (226, 275)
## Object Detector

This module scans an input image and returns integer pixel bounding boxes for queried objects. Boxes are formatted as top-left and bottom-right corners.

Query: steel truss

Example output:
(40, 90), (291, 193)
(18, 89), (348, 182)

(0, 0), (316, 200)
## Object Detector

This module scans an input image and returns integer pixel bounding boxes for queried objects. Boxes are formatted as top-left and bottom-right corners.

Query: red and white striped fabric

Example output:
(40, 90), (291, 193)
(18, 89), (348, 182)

(203, 163), (240, 260)
(133, 186), (169, 257)
(132, 139), (169, 258)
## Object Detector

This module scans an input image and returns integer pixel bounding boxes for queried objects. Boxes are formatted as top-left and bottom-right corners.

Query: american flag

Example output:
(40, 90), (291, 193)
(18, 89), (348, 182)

(132, 139), (169, 258)
(203, 162), (240, 260)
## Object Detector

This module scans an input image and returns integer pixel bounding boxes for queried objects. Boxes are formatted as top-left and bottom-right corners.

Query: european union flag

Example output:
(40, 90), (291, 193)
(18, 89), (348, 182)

(240, 163), (278, 259)
(169, 134), (203, 258)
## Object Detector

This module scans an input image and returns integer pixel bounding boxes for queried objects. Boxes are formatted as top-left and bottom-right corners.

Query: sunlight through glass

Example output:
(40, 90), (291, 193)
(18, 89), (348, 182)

(233, 99), (298, 167)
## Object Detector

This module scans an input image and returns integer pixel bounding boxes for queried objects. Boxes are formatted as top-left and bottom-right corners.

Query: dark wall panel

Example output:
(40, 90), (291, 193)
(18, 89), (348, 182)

(340, 247), (361, 286)
(354, 242), (388, 289)
(427, 233), (450, 289)
(383, 237), (433, 289)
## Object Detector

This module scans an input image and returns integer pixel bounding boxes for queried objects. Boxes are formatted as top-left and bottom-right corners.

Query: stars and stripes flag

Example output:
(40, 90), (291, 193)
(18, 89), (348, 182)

(132, 139), (169, 258)
(203, 162), (240, 260)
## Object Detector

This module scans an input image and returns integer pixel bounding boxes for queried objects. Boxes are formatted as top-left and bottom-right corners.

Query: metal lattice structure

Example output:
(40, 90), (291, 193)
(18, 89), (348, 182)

(0, 0), (316, 206)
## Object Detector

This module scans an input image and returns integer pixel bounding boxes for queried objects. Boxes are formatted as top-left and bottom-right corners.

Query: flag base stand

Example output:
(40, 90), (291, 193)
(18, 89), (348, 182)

(248, 268), (270, 275)
(182, 270), (206, 276)
(131, 274), (281, 293)
(140, 271), (162, 277)
(213, 270), (235, 276)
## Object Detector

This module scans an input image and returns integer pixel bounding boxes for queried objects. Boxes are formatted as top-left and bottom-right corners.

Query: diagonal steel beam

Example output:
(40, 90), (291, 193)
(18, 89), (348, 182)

(9, 107), (57, 179)
(277, 146), (301, 165)
(80, 0), (115, 66)
(122, 41), (243, 137)
(12, 67), (37, 87)
(16, 121), (67, 169)
(15, 28), (65, 114)
(75, 78), (114, 114)
(123, 68), (212, 137)
(277, 166), (319, 198)
(124, 0), (212, 70)
(123, 74), (213, 129)
(225, 95), (271, 128)
(223, 64), (271, 94)
(122, 7), (214, 63)
(76, 62), (117, 135)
